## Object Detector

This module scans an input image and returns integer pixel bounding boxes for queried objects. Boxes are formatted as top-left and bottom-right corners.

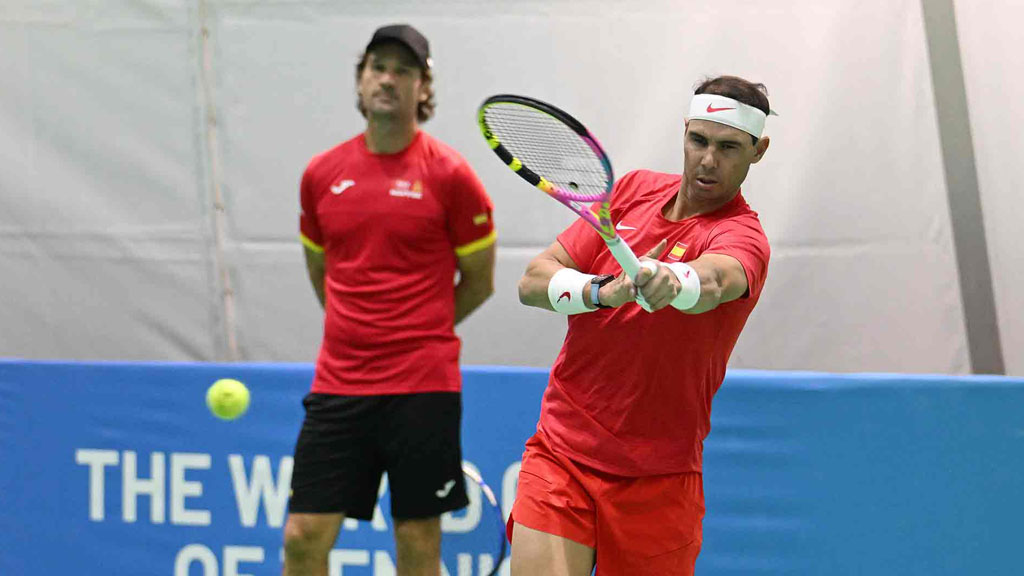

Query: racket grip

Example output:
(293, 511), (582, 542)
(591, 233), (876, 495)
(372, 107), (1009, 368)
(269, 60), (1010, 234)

(606, 236), (654, 312)
(606, 236), (642, 280)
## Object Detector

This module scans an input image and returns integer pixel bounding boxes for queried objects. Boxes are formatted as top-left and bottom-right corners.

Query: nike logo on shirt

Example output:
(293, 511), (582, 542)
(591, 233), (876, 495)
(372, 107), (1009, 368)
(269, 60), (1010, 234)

(615, 222), (637, 231)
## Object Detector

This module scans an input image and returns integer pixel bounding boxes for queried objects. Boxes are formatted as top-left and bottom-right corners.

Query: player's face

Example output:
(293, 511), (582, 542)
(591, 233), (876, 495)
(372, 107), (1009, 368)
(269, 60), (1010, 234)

(683, 119), (768, 201)
(357, 44), (427, 122)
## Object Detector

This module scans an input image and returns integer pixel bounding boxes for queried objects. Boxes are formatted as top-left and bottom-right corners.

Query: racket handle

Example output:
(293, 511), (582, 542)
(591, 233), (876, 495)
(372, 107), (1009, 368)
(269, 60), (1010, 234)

(606, 236), (642, 280)
(606, 236), (655, 312)
(607, 236), (692, 312)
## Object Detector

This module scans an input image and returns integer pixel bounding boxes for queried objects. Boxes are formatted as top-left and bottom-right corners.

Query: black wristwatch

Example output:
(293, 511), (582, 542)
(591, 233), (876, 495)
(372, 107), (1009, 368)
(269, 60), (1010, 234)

(590, 274), (615, 309)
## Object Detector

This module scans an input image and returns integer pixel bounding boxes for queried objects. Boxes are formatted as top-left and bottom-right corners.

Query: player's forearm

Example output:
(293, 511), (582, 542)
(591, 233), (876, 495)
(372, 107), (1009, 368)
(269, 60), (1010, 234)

(518, 259), (563, 311)
(679, 255), (746, 315)
(680, 267), (723, 314)
(454, 277), (493, 324)
(520, 241), (596, 312)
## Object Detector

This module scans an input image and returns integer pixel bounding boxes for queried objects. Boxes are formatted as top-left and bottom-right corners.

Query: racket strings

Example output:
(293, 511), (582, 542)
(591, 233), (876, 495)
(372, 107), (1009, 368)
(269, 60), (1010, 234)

(484, 105), (611, 201)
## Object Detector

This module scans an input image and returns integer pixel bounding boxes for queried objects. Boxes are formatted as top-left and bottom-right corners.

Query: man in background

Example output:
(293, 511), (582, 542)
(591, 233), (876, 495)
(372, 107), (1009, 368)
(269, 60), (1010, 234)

(282, 24), (497, 576)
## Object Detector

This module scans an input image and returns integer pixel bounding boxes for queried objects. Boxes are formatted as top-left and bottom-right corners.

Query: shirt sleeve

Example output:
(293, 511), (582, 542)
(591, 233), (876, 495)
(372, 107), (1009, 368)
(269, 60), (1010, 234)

(555, 203), (605, 271)
(446, 161), (496, 257)
(704, 216), (771, 299)
(299, 164), (324, 253)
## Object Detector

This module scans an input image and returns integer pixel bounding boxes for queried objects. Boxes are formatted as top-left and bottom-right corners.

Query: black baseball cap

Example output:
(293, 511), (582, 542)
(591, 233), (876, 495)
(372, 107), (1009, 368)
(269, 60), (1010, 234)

(366, 24), (432, 70)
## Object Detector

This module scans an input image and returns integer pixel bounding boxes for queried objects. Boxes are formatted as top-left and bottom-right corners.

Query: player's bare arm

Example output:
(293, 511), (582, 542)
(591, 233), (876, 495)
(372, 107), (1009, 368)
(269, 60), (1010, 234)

(637, 251), (749, 314)
(519, 241), (664, 311)
(455, 243), (496, 324)
(303, 246), (326, 308)
(518, 241), (579, 311)
(684, 253), (750, 313)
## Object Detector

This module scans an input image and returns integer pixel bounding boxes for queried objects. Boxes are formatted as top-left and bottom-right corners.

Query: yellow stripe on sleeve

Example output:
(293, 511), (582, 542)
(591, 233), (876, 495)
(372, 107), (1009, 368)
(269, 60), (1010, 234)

(300, 233), (324, 254)
(454, 230), (497, 257)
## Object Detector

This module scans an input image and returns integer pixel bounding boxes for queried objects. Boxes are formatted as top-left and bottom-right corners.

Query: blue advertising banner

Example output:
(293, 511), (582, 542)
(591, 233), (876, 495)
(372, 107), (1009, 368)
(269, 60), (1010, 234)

(1, 361), (1022, 575)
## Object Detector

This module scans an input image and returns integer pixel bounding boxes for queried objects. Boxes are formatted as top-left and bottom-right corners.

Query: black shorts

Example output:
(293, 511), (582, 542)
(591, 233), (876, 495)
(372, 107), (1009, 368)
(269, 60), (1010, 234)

(288, 392), (469, 520)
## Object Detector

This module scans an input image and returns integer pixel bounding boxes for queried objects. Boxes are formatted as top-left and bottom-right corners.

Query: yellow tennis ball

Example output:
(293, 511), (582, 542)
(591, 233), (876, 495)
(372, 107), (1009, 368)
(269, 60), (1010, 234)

(206, 378), (250, 421)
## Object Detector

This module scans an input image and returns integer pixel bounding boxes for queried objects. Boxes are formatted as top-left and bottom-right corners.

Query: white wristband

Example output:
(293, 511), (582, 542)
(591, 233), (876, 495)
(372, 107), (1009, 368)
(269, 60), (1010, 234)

(666, 262), (701, 310)
(547, 268), (596, 315)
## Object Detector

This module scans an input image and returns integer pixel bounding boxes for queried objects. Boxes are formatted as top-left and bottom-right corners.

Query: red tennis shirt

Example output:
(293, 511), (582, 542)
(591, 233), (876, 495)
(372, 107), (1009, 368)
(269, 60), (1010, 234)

(299, 131), (495, 395)
(540, 169), (770, 476)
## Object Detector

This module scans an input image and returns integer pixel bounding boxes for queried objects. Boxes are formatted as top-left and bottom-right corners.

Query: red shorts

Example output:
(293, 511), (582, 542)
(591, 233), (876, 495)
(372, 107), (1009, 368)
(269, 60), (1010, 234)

(508, 431), (704, 575)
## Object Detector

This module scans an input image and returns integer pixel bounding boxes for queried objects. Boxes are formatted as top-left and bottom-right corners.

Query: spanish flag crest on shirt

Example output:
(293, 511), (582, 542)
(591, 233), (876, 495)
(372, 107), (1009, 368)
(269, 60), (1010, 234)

(668, 241), (688, 261)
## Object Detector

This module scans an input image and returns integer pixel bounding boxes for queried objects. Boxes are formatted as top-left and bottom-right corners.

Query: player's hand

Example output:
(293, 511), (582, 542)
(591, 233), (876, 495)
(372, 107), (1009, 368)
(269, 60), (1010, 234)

(597, 240), (666, 308)
(634, 239), (682, 311)
(596, 272), (637, 308)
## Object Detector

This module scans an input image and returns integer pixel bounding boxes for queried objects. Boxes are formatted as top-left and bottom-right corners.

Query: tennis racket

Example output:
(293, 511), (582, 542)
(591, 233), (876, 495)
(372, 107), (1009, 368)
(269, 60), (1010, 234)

(478, 94), (649, 283)
(461, 464), (508, 576)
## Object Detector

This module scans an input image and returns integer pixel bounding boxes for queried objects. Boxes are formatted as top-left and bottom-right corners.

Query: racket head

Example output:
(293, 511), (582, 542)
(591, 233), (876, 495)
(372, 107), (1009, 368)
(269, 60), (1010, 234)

(478, 94), (616, 239)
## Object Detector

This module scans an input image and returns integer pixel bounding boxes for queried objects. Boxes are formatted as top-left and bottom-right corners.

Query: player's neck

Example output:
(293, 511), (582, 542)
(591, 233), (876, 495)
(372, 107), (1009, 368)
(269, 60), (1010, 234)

(364, 118), (419, 154)
(665, 182), (738, 220)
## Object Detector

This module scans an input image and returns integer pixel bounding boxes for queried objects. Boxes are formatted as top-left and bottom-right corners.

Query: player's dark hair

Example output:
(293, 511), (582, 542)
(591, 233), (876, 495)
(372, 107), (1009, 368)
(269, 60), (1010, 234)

(694, 75), (769, 144)
(355, 48), (435, 123)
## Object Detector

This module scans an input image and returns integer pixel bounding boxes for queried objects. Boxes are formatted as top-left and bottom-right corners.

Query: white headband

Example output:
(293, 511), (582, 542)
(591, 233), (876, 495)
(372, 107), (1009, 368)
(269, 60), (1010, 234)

(687, 94), (768, 139)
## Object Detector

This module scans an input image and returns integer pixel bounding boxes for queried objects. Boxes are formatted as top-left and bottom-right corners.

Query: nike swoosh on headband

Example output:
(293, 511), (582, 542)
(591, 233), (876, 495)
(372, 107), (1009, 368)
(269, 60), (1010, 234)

(706, 104), (735, 113)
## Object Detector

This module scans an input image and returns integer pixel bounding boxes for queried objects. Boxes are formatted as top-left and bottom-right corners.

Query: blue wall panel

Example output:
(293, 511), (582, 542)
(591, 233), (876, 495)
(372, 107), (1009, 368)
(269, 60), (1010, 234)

(1, 361), (1022, 575)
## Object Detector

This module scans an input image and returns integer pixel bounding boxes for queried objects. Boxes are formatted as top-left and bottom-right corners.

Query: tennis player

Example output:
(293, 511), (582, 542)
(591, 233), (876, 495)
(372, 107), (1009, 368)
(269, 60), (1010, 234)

(509, 75), (773, 575)
(282, 24), (497, 576)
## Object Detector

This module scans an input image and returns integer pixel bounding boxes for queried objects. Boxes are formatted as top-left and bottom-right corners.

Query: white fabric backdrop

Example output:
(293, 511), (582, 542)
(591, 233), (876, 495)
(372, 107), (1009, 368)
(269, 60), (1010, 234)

(0, 0), (1016, 374)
